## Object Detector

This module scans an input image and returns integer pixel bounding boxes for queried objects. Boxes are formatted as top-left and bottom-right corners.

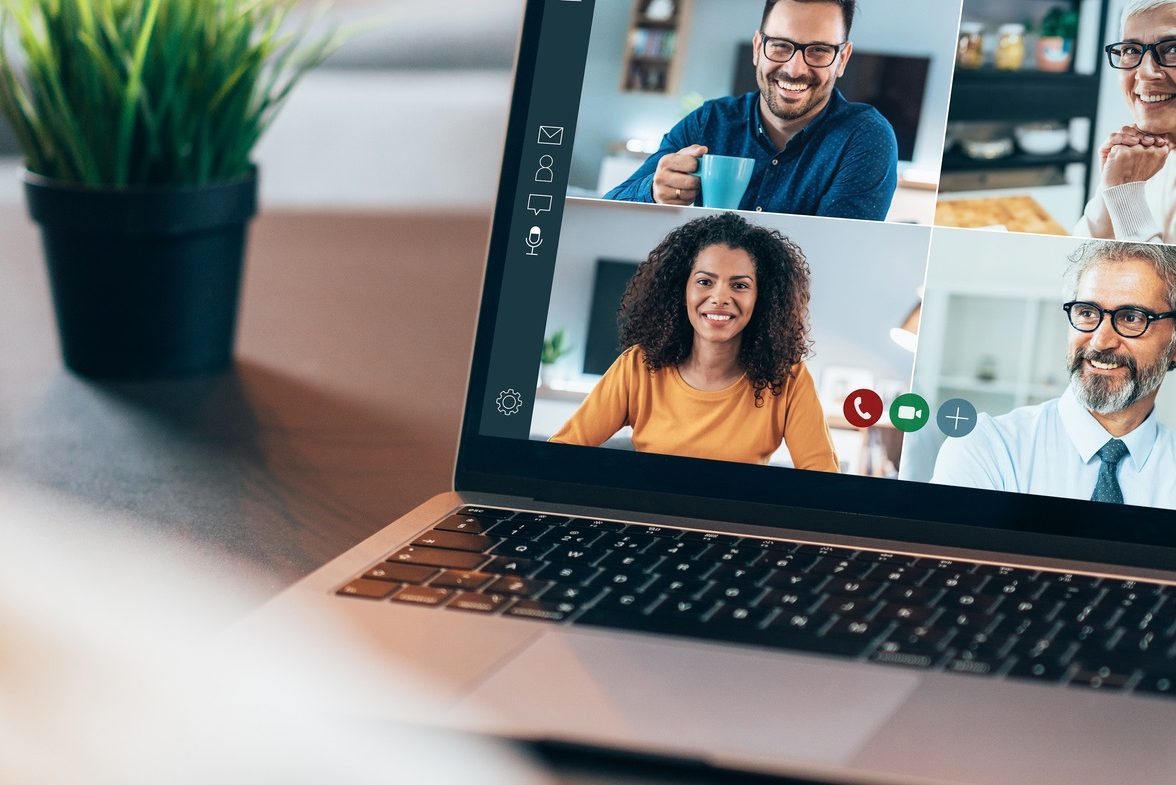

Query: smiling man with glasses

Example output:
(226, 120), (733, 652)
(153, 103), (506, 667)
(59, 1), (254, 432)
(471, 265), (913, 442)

(932, 242), (1176, 509)
(1076, 0), (1176, 243)
(604, 0), (898, 220)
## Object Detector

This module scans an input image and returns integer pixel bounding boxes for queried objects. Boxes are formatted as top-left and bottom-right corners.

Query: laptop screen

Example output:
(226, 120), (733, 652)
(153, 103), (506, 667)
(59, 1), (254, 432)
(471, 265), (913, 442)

(459, 0), (1176, 559)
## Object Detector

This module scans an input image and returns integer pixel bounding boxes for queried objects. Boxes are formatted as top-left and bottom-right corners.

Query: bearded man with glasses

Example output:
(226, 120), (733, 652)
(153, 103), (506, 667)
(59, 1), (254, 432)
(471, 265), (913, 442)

(604, 0), (898, 220)
(1077, 0), (1176, 243)
(932, 242), (1176, 509)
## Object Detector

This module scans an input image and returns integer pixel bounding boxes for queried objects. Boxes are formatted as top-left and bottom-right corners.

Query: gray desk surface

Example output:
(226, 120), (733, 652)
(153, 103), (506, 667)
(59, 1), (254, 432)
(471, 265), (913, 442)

(0, 206), (818, 785)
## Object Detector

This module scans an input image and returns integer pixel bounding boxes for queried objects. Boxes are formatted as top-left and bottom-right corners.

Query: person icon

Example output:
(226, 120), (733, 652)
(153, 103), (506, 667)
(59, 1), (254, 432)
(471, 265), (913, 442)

(535, 155), (554, 183)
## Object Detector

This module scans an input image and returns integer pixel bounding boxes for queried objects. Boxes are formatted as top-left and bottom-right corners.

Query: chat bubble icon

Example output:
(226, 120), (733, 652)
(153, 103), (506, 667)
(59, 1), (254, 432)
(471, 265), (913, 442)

(527, 193), (553, 216)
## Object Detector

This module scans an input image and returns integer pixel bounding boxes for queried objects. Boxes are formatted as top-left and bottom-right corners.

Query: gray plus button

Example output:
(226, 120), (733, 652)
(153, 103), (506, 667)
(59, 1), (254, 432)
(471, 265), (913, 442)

(936, 398), (978, 438)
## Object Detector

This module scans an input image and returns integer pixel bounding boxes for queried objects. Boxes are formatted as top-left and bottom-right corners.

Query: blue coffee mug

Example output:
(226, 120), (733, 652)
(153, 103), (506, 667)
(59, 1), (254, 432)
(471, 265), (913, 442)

(698, 154), (755, 210)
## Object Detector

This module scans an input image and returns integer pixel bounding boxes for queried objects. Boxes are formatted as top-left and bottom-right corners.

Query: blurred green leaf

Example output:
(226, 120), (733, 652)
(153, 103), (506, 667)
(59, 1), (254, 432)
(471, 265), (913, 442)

(0, 0), (349, 187)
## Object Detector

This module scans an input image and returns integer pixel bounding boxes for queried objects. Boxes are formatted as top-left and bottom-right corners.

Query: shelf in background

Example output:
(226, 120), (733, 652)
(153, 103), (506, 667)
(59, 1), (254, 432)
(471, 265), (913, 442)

(941, 147), (1087, 173)
(948, 70), (1100, 122)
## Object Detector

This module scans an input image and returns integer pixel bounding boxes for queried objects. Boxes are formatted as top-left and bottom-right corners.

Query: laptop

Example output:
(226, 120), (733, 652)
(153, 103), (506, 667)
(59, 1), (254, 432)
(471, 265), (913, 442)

(248, 1), (1176, 782)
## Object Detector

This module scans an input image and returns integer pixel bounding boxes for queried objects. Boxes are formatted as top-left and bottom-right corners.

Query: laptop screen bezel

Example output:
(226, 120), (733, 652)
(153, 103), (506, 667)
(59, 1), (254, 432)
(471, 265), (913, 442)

(456, 0), (1176, 571)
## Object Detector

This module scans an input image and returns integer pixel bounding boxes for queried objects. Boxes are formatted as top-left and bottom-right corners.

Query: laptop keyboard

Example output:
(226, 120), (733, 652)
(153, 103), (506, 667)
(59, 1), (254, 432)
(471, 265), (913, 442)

(337, 507), (1176, 699)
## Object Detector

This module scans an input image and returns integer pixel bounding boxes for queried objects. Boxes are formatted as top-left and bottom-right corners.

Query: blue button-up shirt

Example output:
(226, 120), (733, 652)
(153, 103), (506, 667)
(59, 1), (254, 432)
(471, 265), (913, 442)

(931, 386), (1176, 510)
(603, 89), (898, 220)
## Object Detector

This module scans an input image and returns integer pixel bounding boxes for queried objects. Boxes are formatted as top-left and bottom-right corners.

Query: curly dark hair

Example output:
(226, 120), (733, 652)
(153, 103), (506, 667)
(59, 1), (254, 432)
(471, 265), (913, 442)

(617, 212), (813, 406)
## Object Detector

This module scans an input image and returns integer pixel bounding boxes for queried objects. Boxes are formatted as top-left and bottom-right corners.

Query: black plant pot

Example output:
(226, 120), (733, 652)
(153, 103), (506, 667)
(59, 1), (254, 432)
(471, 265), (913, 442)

(23, 170), (258, 379)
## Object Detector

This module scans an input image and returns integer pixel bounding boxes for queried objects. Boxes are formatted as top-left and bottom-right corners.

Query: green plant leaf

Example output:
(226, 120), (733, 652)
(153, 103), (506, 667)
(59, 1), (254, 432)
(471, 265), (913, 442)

(0, 0), (355, 186)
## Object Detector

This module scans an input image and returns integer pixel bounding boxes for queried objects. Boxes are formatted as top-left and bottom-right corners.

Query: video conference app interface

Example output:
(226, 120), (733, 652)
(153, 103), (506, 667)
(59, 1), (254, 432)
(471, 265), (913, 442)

(480, 0), (1176, 513)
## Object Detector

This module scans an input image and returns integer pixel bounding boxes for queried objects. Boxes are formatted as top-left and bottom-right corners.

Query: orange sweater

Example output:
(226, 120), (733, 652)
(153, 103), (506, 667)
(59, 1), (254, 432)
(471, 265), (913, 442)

(551, 347), (839, 470)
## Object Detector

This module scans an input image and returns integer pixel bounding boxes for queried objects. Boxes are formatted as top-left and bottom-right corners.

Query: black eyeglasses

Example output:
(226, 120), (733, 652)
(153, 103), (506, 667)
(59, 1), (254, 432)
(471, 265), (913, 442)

(1104, 39), (1176, 69)
(1063, 300), (1176, 338)
(759, 33), (846, 68)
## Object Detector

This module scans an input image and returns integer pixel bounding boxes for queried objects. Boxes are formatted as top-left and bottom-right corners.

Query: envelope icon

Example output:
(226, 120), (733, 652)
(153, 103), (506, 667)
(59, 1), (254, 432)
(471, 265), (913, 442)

(537, 125), (565, 146)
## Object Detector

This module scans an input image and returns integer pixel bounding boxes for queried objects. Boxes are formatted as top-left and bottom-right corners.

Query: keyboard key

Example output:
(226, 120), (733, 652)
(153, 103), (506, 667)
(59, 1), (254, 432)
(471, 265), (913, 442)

(825, 578), (883, 598)
(880, 585), (939, 604)
(882, 624), (955, 650)
(487, 540), (554, 559)
(533, 527), (604, 548)
(654, 558), (715, 579)
(696, 582), (765, 605)
(598, 551), (661, 571)
(600, 533), (657, 552)
(648, 597), (719, 626)
(632, 525), (681, 538)
(1069, 665), (1133, 691)
(944, 653), (1000, 677)
(486, 576), (548, 597)
(794, 544), (858, 559)
(645, 539), (709, 558)
(594, 589), (660, 615)
(509, 513), (571, 525)
(709, 564), (771, 584)
(547, 545), (609, 565)
(825, 617), (887, 641)
(925, 571), (987, 593)
(487, 521), (552, 541)
(701, 546), (764, 567)
(389, 546), (487, 571)
(948, 593), (1002, 615)
(598, 570), (656, 591)
(390, 586), (452, 606)
(541, 583), (604, 604)
(878, 604), (935, 625)
(871, 642), (943, 669)
(449, 591), (511, 613)
(856, 551), (919, 566)
(568, 517), (627, 532)
(804, 557), (874, 579)
(362, 563), (437, 584)
(708, 603), (774, 629)
(436, 514), (498, 534)
(534, 562), (600, 583)
(481, 555), (539, 576)
(874, 566), (932, 586)
(759, 590), (809, 611)
(1134, 671), (1176, 697)
(337, 578), (398, 599)
(762, 629), (876, 659)
(680, 530), (742, 546)
(458, 506), (514, 519)
(759, 553), (801, 571)
(645, 575), (709, 597)
(815, 596), (877, 618)
(412, 530), (496, 552)
(764, 571), (827, 592)
(506, 599), (578, 622)
(430, 570), (495, 591)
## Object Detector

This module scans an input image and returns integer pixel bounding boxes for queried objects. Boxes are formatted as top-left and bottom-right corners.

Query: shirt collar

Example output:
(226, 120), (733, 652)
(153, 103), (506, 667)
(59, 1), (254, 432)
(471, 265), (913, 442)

(1058, 385), (1159, 470)
(752, 87), (846, 152)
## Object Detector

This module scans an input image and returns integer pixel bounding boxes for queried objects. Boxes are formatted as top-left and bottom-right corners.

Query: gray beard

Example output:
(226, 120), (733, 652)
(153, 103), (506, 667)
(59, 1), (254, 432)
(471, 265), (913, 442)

(1068, 347), (1170, 415)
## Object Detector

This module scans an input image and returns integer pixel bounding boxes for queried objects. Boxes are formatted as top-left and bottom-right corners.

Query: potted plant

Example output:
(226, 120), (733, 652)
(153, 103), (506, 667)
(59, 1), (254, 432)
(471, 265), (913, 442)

(1035, 6), (1078, 72)
(539, 328), (573, 387)
(0, 0), (343, 378)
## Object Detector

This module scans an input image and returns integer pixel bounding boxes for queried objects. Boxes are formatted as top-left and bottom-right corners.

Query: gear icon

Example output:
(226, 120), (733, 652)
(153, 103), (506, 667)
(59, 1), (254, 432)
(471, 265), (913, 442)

(496, 388), (524, 416)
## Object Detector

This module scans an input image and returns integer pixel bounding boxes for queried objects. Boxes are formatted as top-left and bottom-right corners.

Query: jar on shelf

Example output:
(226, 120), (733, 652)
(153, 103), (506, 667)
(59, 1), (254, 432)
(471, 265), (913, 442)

(957, 22), (985, 69)
(995, 23), (1026, 70)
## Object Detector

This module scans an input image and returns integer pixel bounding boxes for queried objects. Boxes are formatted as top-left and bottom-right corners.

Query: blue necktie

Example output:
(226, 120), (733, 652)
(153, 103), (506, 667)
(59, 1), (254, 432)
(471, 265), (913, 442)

(1091, 439), (1129, 505)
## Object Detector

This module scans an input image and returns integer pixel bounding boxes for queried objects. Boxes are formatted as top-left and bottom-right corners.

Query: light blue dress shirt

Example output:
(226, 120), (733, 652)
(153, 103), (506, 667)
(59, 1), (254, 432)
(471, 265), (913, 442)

(931, 386), (1176, 510)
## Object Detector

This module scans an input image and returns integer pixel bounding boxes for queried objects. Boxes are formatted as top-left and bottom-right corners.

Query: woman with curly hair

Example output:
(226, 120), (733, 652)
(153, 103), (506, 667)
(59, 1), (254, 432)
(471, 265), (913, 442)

(551, 212), (838, 470)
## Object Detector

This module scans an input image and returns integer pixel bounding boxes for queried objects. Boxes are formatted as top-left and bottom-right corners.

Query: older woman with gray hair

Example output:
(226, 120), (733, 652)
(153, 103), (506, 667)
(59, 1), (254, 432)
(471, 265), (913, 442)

(1076, 0), (1176, 242)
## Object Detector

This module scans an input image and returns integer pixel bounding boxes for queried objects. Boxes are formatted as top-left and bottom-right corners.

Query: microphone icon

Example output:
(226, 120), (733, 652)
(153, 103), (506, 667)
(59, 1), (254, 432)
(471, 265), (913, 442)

(525, 226), (543, 257)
